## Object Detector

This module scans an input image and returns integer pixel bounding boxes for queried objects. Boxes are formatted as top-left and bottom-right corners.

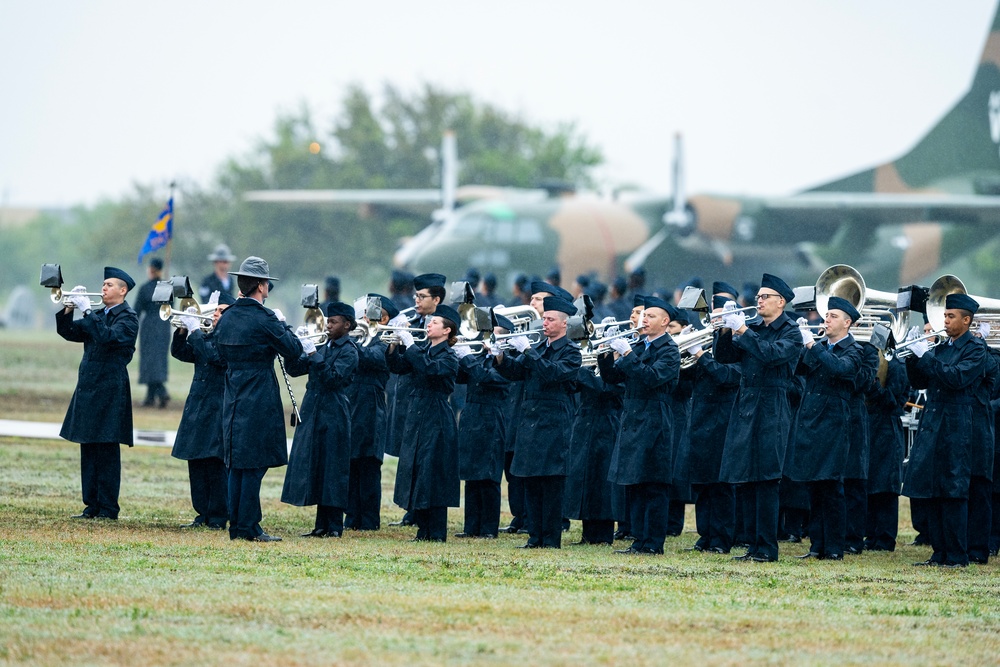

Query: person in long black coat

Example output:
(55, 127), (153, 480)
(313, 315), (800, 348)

(988, 347), (1000, 557)
(714, 274), (802, 563)
(170, 294), (234, 529)
(903, 293), (987, 567)
(387, 304), (462, 542)
(281, 302), (359, 537)
(864, 354), (908, 551)
(599, 296), (680, 555)
(344, 294), (396, 531)
(564, 364), (624, 545)
(198, 243), (237, 302)
(57, 267), (138, 520)
(966, 328), (997, 563)
(212, 257), (303, 542)
(676, 297), (741, 553)
(843, 342), (878, 554)
(495, 296), (582, 549)
(454, 320), (512, 538)
(786, 298), (866, 561)
(134, 258), (172, 407)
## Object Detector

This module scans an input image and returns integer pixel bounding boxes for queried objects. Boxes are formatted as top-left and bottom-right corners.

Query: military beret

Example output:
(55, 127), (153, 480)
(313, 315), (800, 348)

(431, 303), (461, 325)
(530, 280), (573, 303)
(217, 291), (237, 306)
(644, 295), (678, 320)
(493, 313), (515, 332)
(325, 301), (355, 321)
(945, 293), (979, 314)
(104, 266), (135, 291)
(542, 296), (576, 316)
(760, 273), (794, 302)
(713, 281), (740, 301)
(632, 294), (646, 308)
(368, 293), (399, 319)
(712, 294), (732, 310)
(413, 273), (446, 290)
(826, 296), (860, 324)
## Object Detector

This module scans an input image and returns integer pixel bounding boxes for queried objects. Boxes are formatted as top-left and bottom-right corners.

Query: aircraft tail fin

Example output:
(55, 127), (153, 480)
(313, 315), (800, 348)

(809, 6), (1000, 195)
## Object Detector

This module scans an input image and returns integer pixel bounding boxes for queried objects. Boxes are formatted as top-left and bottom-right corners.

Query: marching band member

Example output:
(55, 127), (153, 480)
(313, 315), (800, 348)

(57, 267), (138, 520)
(599, 296), (681, 555)
(453, 315), (514, 539)
(844, 342), (878, 554)
(213, 256), (303, 542)
(281, 302), (360, 538)
(170, 291), (235, 530)
(343, 294), (397, 531)
(903, 293), (987, 567)
(666, 314), (695, 537)
(714, 273), (802, 562)
(494, 296), (582, 549)
(787, 297), (866, 561)
(387, 304), (462, 542)
(967, 321), (997, 564)
(863, 353), (909, 551)
(612, 294), (647, 541)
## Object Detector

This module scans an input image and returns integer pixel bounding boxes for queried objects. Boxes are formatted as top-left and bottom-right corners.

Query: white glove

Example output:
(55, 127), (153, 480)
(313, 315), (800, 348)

(453, 345), (472, 359)
(910, 338), (929, 358)
(388, 314), (409, 328)
(69, 285), (90, 311)
(905, 325), (922, 342)
(723, 300), (738, 312)
(722, 310), (746, 331)
(509, 335), (531, 353)
(977, 321), (991, 339)
(799, 326), (814, 345)
(681, 324), (694, 335)
(484, 339), (500, 356)
(603, 325), (620, 338)
(207, 290), (221, 307)
(300, 337), (317, 355)
(296, 325), (310, 337)
(180, 315), (200, 332)
(687, 343), (703, 356)
(397, 330), (414, 348)
(600, 316), (617, 325)
(272, 308), (285, 323)
(609, 337), (631, 355)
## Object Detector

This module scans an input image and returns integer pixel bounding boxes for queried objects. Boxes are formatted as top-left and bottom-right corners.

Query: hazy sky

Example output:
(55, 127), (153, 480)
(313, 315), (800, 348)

(1, 0), (996, 208)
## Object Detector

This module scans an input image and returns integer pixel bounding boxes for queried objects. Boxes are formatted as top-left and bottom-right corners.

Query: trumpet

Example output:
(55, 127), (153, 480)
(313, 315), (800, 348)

(884, 329), (946, 360)
(159, 300), (216, 331)
(376, 324), (428, 344)
(672, 327), (715, 368)
(453, 337), (487, 354)
(592, 319), (633, 337)
(587, 327), (640, 353)
(51, 287), (104, 308)
(703, 305), (758, 329)
(491, 329), (545, 350)
(297, 330), (328, 346)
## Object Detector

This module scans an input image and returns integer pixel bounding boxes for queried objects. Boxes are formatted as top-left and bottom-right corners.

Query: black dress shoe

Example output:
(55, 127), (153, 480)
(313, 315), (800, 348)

(778, 535), (802, 543)
(180, 520), (206, 529)
(301, 529), (327, 537)
(825, 554), (844, 560)
(516, 543), (540, 549)
(751, 555), (778, 563)
(707, 547), (730, 554)
(639, 547), (664, 555)
(500, 523), (523, 534)
(206, 523), (226, 530)
(94, 514), (117, 520)
(478, 534), (497, 539)
(732, 551), (754, 561)
(912, 559), (939, 567)
(796, 552), (822, 559)
(389, 519), (414, 527)
(71, 513), (96, 520)
(684, 544), (706, 552)
(969, 556), (989, 564)
(247, 533), (282, 542)
(940, 562), (967, 568)
(846, 546), (862, 555)
(516, 528), (529, 534)
(614, 546), (640, 555)
(454, 532), (474, 538)
(326, 531), (342, 538)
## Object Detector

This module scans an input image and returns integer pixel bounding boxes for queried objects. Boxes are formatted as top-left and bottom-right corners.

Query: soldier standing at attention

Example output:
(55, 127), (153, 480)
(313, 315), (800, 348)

(133, 257), (172, 408)
(714, 274), (803, 563)
(57, 267), (139, 520)
(199, 244), (237, 302)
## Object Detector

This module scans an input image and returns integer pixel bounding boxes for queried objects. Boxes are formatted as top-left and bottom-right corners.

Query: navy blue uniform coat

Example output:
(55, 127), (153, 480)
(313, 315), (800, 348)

(457, 353), (511, 482)
(345, 337), (390, 461)
(170, 328), (226, 460)
(564, 366), (623, 520)
(865, 356), (908, 494)
(677, 350), (741, 486)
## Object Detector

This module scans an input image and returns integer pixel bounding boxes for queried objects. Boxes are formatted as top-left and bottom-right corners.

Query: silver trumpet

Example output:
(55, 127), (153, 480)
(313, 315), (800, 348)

(703, 305), (759, 329)
(158, 299), (215, 332)
(453, 337), (487, 354)
(592, 318), (634, 337)
(297, 330), (329, 346)
(672, 327), (715, 368)
(884, 329), (945, 360)
(587, 327), (640, 353)
(490, 329), (545, 350)
(51, 287), (104, 308)
(377, 324), (429, 344)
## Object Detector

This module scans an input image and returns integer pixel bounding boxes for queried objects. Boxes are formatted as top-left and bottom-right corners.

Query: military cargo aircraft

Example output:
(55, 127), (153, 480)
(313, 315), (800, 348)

(247, 5), (1000, 295)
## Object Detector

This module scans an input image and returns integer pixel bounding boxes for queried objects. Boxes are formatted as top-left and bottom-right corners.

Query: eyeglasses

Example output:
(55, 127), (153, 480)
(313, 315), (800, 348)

(414, 293), (433, 301)
(755, 293), (782, 302)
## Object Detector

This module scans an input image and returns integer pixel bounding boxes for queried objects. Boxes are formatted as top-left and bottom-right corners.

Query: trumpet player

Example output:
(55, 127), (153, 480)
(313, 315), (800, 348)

(599, 296), (680, 555)
(170, 292), (235, 530)
(611, 293), (648, 541)
(786, 297), (866, 561)
(714, 274), (802, 563)
(903, 293), (987, 568)
(57, 267), (138, 521)
(281, 302), (360, 538)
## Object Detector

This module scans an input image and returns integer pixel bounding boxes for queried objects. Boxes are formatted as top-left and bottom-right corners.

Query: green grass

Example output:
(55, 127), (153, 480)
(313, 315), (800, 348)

(2, 330), (1000, 665)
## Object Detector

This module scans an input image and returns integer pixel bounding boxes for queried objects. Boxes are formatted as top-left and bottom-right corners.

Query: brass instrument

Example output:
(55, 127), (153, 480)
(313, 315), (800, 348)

(672, 327), (715, 368)
(592, 319), (633, 337)
(813, 264), (911, 343)
(703, 305), (758, 329)
(587, 327), (640, 354)
(925, 274), (1000, 347)
(884, 329), (946, 360)
(453, 337), (487, 354)
(158, 303), (215, 331)
(377, 325), (429, 344)
(50, 287), (104, 308)
(297, 330), (329, 346)
(491, 304), (540, 330)
(491, 329), (545, 350)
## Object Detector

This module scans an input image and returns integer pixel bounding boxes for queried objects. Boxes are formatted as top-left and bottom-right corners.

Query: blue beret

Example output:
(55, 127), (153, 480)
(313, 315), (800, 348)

(542, 296), (576, 316)
(712, 294), (732, 310)
(826, 296), (860, 323)
(368, 293), (399, 319)
(493, 313), (515, 332)
(431, 303), (461, 325)
(644, 296), (678, 320)
(413, 273), (446, 290)
(217, 291), (237, 306)
(530, 280), (573, 303)
(760, 273), (794, 302)
(713, 281), (739, 300)
(632, 294), (646, 308)
(104, 266), (135, 291)
(325, 301), (355, 320)
(946, 293), (979, 314)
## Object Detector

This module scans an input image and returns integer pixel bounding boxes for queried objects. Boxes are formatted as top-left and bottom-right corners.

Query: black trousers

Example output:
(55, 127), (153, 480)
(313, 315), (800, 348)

(413, 506), (448, 541)
(844, 478), (867, 552)
(315, 504), (344, 534)
(667, 499), (686, 536)
(864, 492), (899, 551)
(991, 492), (1000, 555)
(345, 457), (382, 530)
(967, 475), (993, 563)
(80, 442), (121, 519)
(734, 483), (754, 546)
(742, 479), (780, 561)
(612, 483), (631, 535)
(187, 457), (228, 527)
(630, 482), (670, 553)
(523, 476), (565, 548)
(910, 496), (931, 544)
(581, 519), (615, 544)
(925, 496), (969, 566)
(463, 479), (501, 536)
(807, 479), (846, 558)
(693, 482), (736, 552)
(504, 450), (526, 529)
(228, 466), (268, 540)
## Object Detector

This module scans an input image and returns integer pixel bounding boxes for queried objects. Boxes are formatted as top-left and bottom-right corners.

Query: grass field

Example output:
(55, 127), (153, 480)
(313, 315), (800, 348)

(1, 329), (999, 666)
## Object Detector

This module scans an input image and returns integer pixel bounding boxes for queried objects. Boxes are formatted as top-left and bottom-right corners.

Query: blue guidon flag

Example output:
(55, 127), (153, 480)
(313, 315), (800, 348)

(138, 197), (173, 263)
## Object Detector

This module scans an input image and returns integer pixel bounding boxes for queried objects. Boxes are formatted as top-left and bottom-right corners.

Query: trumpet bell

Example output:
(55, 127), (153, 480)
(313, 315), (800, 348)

(51, 287), (103, 307)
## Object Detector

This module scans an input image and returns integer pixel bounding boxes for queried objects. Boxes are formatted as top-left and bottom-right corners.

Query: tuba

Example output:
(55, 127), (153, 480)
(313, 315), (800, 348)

(926, 275), (1000, 346)
(814, 264), (911, 343)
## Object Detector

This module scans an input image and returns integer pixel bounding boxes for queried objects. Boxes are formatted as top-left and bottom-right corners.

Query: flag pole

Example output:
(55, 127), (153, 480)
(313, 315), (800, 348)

(163, 181), (175, 276)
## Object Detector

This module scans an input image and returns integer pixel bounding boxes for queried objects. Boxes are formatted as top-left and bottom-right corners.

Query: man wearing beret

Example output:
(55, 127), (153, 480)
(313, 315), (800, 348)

(611, 293), (648, 541)
(494, 296), (582, 548)
(903, 293), (989, 567)
(57, 267), (139, 520)
(599, 296), (681, 555)
(714, 273), (803, 562)
(786, 297), (866, 561)
(212, 256), (304, 542)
